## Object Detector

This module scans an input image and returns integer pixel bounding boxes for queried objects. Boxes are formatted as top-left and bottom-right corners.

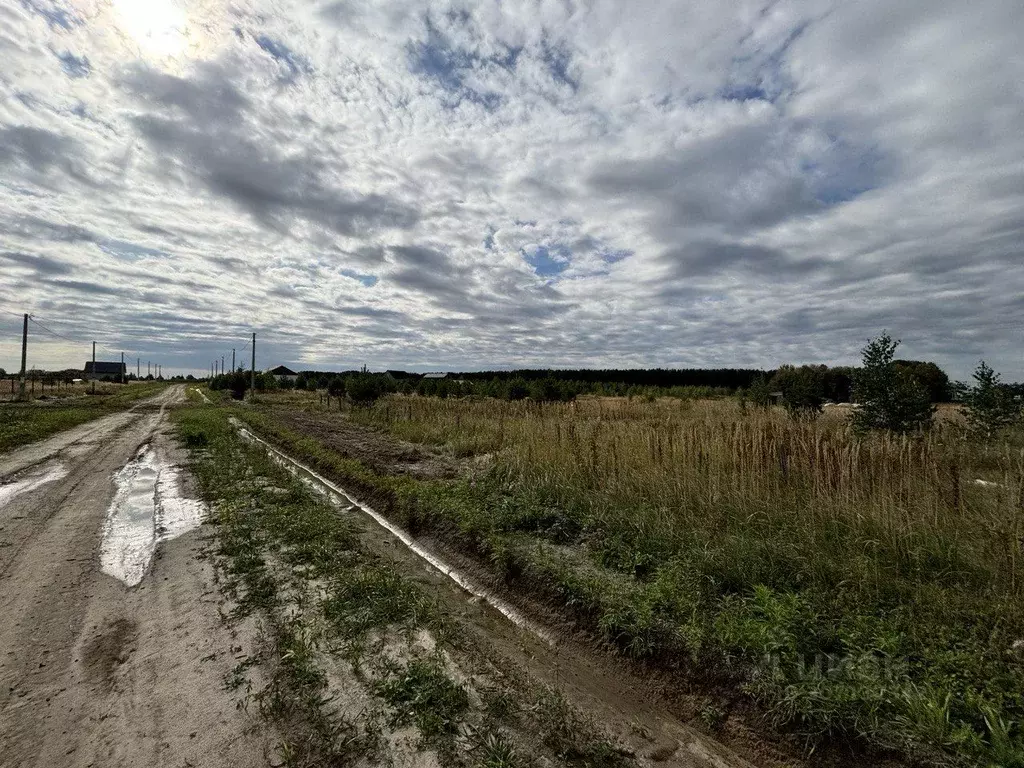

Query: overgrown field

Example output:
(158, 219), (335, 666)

(175, 403), (639, 768)
(232, 391), (1024, 767)
(0, 381), (170, 453)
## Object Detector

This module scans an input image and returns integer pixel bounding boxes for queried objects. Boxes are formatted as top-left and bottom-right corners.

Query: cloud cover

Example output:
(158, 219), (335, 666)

(0, 0), (1021, 377)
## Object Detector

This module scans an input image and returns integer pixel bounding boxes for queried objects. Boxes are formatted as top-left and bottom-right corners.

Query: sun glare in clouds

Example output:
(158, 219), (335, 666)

(110, 0), (188, 60)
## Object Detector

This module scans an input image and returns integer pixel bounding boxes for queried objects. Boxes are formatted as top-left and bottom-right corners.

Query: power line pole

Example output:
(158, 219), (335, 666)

(232, 348), (235, 373)
(148, 361), (151, 377)
(121, 352), (125, 384)
(137, 357), (140, 379)
(18, 313), (27, 401)
(250, 333), (256, 397)
(91, 341), (96, 394)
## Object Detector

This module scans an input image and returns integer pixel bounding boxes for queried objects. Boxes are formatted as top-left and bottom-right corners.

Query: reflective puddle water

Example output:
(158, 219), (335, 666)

(234, 422), (554, 645)
(100, 445), (206, 586)
(0, 460), (69, 509)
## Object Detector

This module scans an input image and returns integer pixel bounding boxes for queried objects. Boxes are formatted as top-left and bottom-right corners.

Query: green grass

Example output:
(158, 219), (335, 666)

(175, 403), (631, 768)
(229, 395), (1024, 767)
(0, 382), (169, 453)
(375, 658), (470, 740)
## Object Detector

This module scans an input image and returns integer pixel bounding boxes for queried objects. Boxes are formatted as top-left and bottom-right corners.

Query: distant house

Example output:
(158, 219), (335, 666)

(267, 365), (298, 383)
(84, 361), (126, 380)
(421, 372), (448, 380)
(383, 370), (421, 381)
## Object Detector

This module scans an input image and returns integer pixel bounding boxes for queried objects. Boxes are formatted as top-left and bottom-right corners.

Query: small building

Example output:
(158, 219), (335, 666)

(84, 361), (126, 380)
(383, 370), (420, 381)
(769, 390), (785, 405)
(267, 365), (298, 383)
(421, 372), (448, 380)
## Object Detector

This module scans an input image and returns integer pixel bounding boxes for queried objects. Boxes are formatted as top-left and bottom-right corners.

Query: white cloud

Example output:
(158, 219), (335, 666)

(0, 0), (1021, 378)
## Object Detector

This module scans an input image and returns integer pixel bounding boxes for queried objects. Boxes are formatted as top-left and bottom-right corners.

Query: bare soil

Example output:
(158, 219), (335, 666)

(266, 406), (469, 479)
(0, 386), (273, 768)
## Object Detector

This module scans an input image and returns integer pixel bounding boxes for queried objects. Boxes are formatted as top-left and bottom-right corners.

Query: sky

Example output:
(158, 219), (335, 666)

(0, 0), (1022, 379)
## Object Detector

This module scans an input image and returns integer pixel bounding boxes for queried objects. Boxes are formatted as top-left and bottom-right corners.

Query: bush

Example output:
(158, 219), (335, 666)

(852, 332), (934, 434)
(770, 365), (826, 419)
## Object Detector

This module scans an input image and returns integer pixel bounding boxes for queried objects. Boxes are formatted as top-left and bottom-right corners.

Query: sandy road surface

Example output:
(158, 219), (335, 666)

(0, 386), (270, 768)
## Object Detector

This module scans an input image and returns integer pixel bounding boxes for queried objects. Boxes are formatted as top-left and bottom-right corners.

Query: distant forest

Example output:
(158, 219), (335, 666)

(451, 367), (766, 390)
(274, 360), (967, 404)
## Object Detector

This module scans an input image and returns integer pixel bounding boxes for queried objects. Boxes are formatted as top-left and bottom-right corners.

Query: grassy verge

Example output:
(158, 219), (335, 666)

(0, 382), (170, 453)
(175, 402), (633, 767)
(231, 395), (1024, 767)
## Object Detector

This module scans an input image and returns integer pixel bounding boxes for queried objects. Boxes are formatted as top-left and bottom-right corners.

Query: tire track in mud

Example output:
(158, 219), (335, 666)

(233, 418), (556, 645)
(232, 417), (770, 768)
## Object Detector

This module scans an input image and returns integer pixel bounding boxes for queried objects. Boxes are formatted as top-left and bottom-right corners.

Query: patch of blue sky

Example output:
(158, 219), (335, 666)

(600, 249), (633, 264)
(717, 83), (768, 102)
(55, 51), (90, 78)
(406, 21), (504, 109)
(21, 0), (79, 30)
(99, 239), (169, 261)
(541, 41), (579, 92)
(803, 139), (885, 206)
(523, 245), (570, 278)
(341, 269), (378, 287)
(255, 35), (312, 81)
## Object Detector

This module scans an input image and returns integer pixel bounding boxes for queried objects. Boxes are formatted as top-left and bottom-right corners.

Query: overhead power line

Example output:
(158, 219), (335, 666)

(28, 317), (83, 344)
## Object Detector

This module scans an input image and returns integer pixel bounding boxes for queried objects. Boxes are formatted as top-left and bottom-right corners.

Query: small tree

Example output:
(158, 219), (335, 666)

(326, 376), (346, 397)
(962, 361), (1021, 440)
(852, 332), (934, 434)
(748, 374), (771, 408)
(347, 373), (383, 406)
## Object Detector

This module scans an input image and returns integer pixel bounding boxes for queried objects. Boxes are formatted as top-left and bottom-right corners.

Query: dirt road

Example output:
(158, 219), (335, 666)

(0, 386), (270, 768)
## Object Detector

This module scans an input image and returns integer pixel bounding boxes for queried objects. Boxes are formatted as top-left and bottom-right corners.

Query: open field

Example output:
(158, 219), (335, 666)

(0, 381), (170, 453)
(173, 402), (770, 768)
(228, 390), (1024, 767)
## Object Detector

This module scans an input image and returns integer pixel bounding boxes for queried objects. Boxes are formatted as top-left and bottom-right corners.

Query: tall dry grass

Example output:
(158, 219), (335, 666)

(354, 396), (1024, 598)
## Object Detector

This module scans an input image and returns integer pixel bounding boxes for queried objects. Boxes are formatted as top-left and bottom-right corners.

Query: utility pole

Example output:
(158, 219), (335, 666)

(250, 333), (256, 397)
(91, 341), (96, 394)
(137, 357), (140, 379)
(121, 352), (125, 384)
(221, 356), (224, 377)
(148, 361), (151, 378)
(18, 313), (27, 401)
(232, 348), (235, 373)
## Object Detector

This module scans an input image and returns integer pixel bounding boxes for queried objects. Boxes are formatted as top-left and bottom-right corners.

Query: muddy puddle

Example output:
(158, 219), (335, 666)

(100, 444), (206, 586)
(233, 420), (554, 644)
(0, 459), (70, 508)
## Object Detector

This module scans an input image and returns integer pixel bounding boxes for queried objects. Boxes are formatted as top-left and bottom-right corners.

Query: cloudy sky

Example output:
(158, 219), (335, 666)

(1, 0), (1022, 378)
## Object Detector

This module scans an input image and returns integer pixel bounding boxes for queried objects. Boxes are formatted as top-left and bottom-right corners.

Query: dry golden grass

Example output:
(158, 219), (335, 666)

(339, 395), (1024, 596)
